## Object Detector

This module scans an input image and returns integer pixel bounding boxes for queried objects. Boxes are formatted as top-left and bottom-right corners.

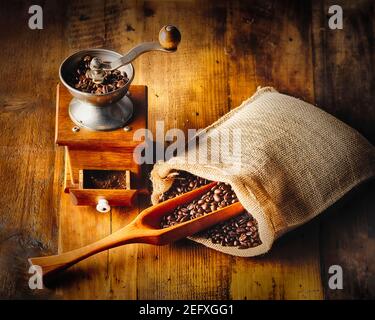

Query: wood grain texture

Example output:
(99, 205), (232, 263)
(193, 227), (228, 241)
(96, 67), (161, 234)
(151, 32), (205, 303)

(0, 0), (373, 299)
(122, 0), (235, 300)
(69, 189), (137, 207)
(0, 0), (68, 299)
(56, 85), (147, 149)
(225, 0), (322, 300)
(312, 0), (375, 299)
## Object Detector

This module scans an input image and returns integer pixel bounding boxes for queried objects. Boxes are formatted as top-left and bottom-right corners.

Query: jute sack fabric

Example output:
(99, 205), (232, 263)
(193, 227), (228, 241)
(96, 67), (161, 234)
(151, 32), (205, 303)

(150, 87), (375, 257)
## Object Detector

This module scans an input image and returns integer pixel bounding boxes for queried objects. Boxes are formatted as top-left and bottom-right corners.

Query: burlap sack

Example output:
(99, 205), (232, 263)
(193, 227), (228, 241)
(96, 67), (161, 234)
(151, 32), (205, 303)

(150, 87), (375, 257)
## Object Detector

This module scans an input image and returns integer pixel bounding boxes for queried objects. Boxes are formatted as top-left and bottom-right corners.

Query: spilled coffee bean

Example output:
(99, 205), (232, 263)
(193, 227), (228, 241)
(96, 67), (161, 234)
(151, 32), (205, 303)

(70, 55), (128, 94)
(159, 171), (261, 249)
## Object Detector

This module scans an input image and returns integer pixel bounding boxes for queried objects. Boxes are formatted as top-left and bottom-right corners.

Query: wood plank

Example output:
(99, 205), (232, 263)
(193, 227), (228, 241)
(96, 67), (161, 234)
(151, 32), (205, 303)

(312, 0), (375, 144)
(87, 0), (142, 299)
(0, 0), (68, 299)
(56, 195), (112, 299)
(54, 0), (112, 300)
(230, 223), (323, 299)
(131, 1), (231, 136)
(226, 0), (323, 299)
(107, 204), (140, 299)
(312, 0), (375, 299)
(106, 0), (233, 299)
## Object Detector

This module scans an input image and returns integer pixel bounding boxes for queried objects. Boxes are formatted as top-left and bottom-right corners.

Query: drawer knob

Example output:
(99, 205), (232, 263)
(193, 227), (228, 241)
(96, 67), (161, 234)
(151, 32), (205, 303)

(96, 199), (110, 213)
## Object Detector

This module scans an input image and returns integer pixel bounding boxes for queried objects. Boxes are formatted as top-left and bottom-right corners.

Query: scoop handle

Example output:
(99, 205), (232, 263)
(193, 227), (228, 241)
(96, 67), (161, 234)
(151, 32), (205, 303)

(108, 25), (181, 70)
(28, 222), (155, 279)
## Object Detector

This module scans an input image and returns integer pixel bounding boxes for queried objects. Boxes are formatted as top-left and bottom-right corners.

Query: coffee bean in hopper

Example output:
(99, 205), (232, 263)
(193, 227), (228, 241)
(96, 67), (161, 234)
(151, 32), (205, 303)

(70, 55), (129, 94)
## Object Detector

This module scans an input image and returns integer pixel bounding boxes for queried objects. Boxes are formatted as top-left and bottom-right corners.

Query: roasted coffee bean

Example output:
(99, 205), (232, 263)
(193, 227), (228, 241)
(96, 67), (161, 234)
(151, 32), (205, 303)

(210, 204), (217, 211)
(213, 194), (221, 202)
(204, 212), (261, 249)
(201, 203), (209, 211)
(160, 180), (238, 228)
(238, 233), (248, 242)
(70, 55), (128, 94)
(158, 171), (210, 202)
(158, 171), (261, 249)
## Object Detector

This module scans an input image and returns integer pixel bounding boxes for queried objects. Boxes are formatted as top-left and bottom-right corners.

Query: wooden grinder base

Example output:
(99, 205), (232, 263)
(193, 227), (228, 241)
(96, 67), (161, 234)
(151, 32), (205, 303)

(55, 84), (148, 208)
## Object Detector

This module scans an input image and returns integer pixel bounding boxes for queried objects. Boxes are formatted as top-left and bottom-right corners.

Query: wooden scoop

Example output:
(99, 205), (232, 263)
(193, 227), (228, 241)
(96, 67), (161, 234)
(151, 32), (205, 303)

(29, 182), (244, 279)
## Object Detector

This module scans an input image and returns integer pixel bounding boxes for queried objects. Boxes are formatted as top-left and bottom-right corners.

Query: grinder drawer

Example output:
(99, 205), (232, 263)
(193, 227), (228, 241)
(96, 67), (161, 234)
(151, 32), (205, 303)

(68, 169), (137, 212)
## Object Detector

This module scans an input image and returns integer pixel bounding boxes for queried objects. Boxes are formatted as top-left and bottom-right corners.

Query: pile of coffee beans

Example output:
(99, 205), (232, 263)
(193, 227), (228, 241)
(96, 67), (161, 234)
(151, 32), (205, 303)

(158, 171), (210, 202)
(160, 182), (238, 227)
(159, 171), (261, 249)
(70, 55), (128, 94)
(202, 213), (260, 248)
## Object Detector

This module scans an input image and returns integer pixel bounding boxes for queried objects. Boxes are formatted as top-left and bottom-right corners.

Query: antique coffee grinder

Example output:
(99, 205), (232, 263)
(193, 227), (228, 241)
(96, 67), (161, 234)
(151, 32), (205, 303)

(56, 25), (181, 212)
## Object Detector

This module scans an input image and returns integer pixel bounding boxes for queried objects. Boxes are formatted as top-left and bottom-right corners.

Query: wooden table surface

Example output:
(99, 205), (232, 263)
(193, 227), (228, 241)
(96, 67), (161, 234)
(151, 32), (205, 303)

(0, 0), (374, 299)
